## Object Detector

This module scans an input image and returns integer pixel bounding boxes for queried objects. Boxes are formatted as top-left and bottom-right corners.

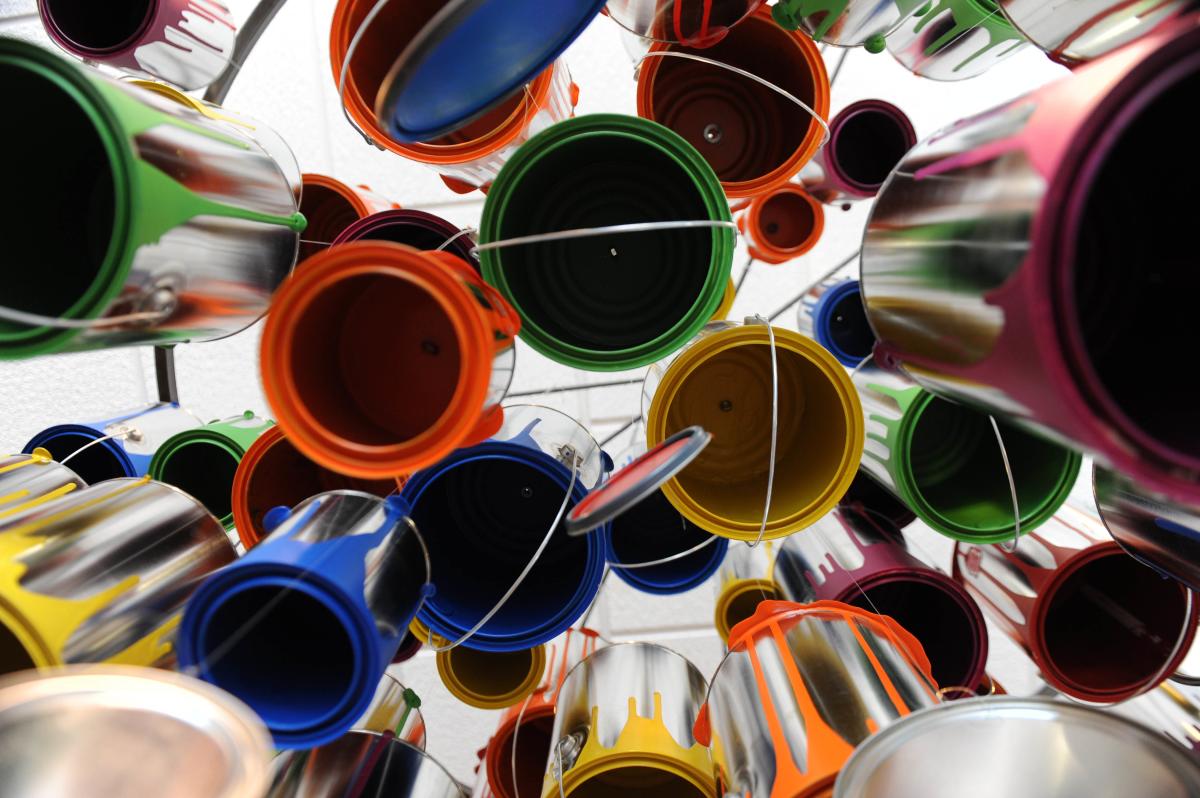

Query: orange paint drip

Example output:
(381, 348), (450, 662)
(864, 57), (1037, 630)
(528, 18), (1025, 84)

(845, 617), (908, 713)
(721, 600), (938, 798)
(753, 619), (854, 798)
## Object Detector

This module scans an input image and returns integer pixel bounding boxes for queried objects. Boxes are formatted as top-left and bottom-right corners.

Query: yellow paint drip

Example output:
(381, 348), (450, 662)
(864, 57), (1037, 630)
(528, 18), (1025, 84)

(543, 692), (715, 798)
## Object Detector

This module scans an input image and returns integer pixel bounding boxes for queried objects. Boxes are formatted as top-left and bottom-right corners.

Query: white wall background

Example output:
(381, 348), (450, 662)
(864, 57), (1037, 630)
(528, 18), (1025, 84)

(0, 0), (1123, 785)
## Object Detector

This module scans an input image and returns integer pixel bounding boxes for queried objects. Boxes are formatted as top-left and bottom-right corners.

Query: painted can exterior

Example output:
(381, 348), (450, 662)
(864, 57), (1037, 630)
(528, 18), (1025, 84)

(0, 477), (235, 674)
(861, 19), (1200, 505)
(699, 600), (937, 798)
(0, 41), (304, 359)
(37, 0), (237, 90)
(543, 642), (715, 797)
(953, 498), (1200, 703)
(178, 491), (428, 748)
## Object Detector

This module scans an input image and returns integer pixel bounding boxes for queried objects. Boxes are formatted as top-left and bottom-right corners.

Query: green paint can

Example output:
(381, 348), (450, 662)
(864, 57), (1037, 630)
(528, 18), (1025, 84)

(0, 39), (304, 359)
(855, 366), (1081, 543)
(149, 412), (274, 530)
(480, 114), (734, 371)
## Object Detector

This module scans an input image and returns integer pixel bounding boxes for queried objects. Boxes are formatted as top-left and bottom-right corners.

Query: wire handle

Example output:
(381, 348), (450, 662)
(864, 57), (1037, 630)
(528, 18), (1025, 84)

(634, 51), (831, 149)
(471, 219), (738, 257)
(608, 532), (721, 570)
(989, 415), (1022, 553)
(746, 314), (779, 548)
(59, 430), (135, 466)
(436, 226), (478, 252)
(0, 304), (171, 330)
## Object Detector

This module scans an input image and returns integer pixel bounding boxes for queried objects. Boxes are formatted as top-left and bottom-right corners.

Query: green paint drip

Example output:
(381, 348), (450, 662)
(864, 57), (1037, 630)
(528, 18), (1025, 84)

(774, 0), (928, 46)
(773, 0), (852, 41)
(395, 687), (421, 734)
(911, 0), (1026, 73)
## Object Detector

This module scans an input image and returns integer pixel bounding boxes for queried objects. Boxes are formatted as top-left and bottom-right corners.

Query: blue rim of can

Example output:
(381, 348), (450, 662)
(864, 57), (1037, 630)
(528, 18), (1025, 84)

(178, 563), (381, 749)
(23, 423), (138, 478)
(811, 278), (873, 367)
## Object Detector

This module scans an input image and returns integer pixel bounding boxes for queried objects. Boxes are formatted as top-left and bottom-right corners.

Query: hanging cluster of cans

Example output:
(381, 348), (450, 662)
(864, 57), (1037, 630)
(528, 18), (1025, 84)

(1, 0), (1199, 795)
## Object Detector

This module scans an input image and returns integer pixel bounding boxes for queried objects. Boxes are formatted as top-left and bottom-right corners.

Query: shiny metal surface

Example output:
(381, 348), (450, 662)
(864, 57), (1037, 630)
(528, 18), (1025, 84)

(0, 665), (271, 798)
(542, 627), (604, 703)
(267, 733), (466, 798)
(355, 673), (427, 749)
(605, 0), (761, 44)
(718, 539), (777, 588)
(1094, 465), (1200, 593)
(0, 453), (85, 517)
(497, 405), (605, 490)
(851, 365), (913, 501)
(553, 642), (708, 759)
(484, 627), (602, 798)
(68, 78), (300, 350)
(998, 0), (1200, 63)
(547, 642), (713, 796)
(1111, 681), (1200, 761)
(706, 602), (937, 798)
(862, 105), (1046, 378)
(0, 478), (234, 670)
(775, 512), (902, 606)
(885, 0), (1028, 81)
(835, 696), (1200, 797)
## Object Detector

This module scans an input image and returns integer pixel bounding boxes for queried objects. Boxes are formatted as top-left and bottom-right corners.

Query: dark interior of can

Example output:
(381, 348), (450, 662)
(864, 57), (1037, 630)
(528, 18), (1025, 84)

(909, 397), (1071, 534)
(669, 343), (848, 526)
(846, 580), (977, 688)
(159, 441), (239, 521)
(493, 713), (557, 798)
(445, 645), (536, 698)
(758, 191), (816, 250)
(834, 108), (912, 189)
(826, 287), (874, 361)
(38, 432), (127, 483)
(570, 766), (709, 798)
(201, 587), (356, 729)
(1043, 551), (1191, 694)
(609, 489), (716, 587)
(3, 63), (114, 331)
(0, 621), (36, 675)
(42, 0), (152, 53)
(650, 14), (814, 184)
(496, 134), (711, 351)
(299, 183), (360, 264)
(289, 272), (462, 445)
(1070, 61), (1200, 465)
(722, 583), (779, 638)
(412, 458), (589, 635)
